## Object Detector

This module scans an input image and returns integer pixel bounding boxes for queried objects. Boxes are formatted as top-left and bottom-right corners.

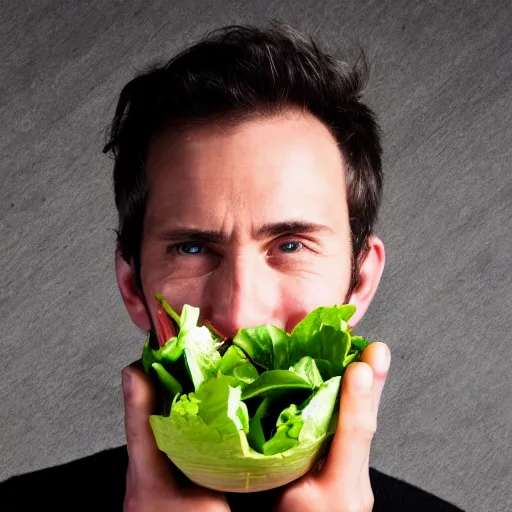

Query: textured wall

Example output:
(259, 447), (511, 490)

(1, 1), (511, 511)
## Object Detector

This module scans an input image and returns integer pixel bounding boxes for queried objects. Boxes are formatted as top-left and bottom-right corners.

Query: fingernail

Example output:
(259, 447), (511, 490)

(355, 365), (373, 391)
(122, 367), (132, 398)
(374, 348), (391, 377)
(384, 345), (391, 368)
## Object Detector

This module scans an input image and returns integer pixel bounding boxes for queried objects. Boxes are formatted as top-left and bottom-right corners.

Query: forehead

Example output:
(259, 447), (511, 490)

(144, 110), (348, 233)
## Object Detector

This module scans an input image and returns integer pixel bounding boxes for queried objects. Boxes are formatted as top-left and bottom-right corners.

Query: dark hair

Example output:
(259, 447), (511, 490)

(103, 22), (383, 294)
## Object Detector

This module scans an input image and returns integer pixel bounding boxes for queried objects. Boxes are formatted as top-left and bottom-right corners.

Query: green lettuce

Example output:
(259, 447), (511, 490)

(142, 295), (370, 493)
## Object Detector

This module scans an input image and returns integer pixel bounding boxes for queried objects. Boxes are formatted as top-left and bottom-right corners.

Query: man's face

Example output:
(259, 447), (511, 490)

(131, 110), (375, 338)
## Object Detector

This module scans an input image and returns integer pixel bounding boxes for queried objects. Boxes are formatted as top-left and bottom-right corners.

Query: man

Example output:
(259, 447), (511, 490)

(1, 23), (463, 511)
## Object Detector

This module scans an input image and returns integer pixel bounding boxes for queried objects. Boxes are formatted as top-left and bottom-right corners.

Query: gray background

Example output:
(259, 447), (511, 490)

(1, 1), (511, 511)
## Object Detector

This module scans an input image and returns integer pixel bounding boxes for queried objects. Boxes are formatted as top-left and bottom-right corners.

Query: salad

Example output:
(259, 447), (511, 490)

(141, 293), (370, 493)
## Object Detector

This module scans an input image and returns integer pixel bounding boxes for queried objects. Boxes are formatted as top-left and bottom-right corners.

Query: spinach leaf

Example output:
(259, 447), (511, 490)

(241, 370), (313, 400)
(233, 325), (290, 370)
(219, 345), (259, 386)
(219, 345), (248, 375)
(151, 362), (183, 398)
(247, 398), (272, 453)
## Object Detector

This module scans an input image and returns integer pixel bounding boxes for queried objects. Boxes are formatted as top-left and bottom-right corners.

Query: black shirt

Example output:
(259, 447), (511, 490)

(0, 446), (464, 511)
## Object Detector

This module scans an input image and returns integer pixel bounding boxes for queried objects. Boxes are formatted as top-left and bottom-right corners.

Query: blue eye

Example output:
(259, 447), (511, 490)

(280, 241), (302, 253)
(178, 243), (202, 255)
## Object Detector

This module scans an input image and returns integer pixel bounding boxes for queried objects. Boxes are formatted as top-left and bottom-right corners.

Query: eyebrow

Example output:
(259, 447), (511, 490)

(157, 220), (333, 244)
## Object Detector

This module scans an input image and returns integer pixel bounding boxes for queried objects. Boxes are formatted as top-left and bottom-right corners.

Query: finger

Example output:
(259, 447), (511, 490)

(357, 343), (390, 491)
(359, 342), (391, 415)
(320, 362), (375, 491)
(122, 362), (176, 489)
(361, 452), (373, 502)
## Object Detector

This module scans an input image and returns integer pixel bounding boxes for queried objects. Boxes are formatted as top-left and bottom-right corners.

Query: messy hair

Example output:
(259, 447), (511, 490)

(104, 22), (383, 293)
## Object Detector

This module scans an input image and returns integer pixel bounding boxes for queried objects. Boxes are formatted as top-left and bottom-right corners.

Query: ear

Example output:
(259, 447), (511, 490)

(115, 246), (151, 331)
(347, 235), (385, 328)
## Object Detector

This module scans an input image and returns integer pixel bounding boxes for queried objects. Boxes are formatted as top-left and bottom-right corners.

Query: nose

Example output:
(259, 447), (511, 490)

(203, 253), (281, 339)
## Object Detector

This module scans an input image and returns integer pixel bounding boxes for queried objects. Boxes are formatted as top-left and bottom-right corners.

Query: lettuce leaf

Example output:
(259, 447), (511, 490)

(142, 302), (221, 390)
(181, 323), (221, 389)
(150, 375), (335, 492)
(262, 404), (303, 455)
(291, 356), (323, 388)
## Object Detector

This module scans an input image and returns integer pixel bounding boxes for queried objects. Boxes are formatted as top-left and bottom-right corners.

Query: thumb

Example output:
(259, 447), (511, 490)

(122, 362), (176, 488)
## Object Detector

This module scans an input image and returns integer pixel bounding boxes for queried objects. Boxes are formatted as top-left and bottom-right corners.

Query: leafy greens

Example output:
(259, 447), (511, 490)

(141, 295), (370, 492)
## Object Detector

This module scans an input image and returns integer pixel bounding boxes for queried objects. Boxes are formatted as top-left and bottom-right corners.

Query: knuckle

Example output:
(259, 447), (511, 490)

(362, 481), (375, 510)
(364, 495), (375, 511)
(345, 417), (377, 440)
(364, 419), (377, 438)
(339, 405), (378, 440)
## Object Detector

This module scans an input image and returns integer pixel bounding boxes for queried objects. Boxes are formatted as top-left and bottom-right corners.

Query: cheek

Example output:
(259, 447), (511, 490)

(140, 245), (209, 322)
(144, 275), (209, 320)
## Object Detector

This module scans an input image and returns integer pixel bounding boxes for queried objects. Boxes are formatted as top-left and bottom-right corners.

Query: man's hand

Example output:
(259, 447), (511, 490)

(274, 342), (391, 512)
(121, 341), (389, 512)
(121, 362), (230, 512)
